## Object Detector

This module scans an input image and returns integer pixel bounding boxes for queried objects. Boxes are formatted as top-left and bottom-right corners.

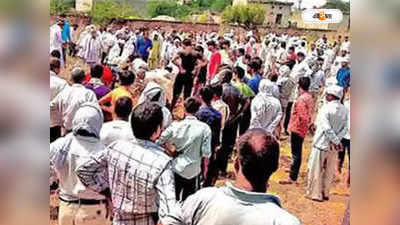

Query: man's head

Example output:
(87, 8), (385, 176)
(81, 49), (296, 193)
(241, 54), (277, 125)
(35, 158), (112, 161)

(237, 48), (245, 56)
(182, 39), (193, 50)
(220, 69), (233, 84)
(50, 57), (61, 75)
(288, 46), (295, 53)
(325, 85), (343, 102)
(248, 57), (262, 75)
(316, 57), (324, 67)
(345, 36), (349, 42)
(199, 86), (214, 106)
(234, 129), (280, 192)
(296, 52), (306, 62)
(207, 40), (217, 52)
(115, 97), (133, 121)
(298, 76), (310, 93)
(130, 102), (163, 141)
(71, 67), (86, 84)
(195, 45), (204, 56)
(311, 43), (316, 50)
(119, 70), (135, 86)
(184, 97), (201, 115)
(341, 58), (349, 68)
(280, 42), (286, 49)
(90, 64), (104, 79)
(50, 50), (61, 59)
(233, 66), (245, 81)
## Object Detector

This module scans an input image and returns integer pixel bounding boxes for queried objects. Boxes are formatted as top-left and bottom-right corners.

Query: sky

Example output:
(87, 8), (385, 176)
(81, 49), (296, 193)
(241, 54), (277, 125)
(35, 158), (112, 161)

(285, 0), (350, 9)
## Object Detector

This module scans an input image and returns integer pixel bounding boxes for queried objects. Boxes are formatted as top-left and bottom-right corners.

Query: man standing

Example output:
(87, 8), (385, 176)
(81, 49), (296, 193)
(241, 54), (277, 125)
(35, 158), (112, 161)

(196, 87), (222, 187)
(50, 21), (64, 67)
(50, 58), (68, 142)
(136, 30), (153, 62)
(162, 129), (300, 225)
(77, 102), (176, 225)
(249, 79), (282, 136)
(280, 77), (314, 185)
(336, 59), (350, 91)
(99, 97), (135, 147)
(50, 68), (98, 135)
(207, 40), (222, 82)
(306, 85), (348, 202)
(50, 103), (109, 225)
(85, 64), (111, 100)
(84, 29), (102, 66)
(158, 98), (212, 201)
(246, 57), (263, 94)
(170, 39), (205, 109)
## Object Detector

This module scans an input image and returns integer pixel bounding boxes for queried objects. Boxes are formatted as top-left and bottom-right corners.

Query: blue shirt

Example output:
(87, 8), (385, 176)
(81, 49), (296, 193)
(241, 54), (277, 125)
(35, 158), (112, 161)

(61, 21), (70, 42)
(247, 73), (262, 94)
(136, 36), (153, 58)
(336, 67), (350, 89)
(196, 106), (222, 148)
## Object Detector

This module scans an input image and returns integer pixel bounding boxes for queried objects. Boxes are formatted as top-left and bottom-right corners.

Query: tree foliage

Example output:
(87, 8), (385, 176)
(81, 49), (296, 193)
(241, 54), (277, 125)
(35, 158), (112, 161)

(324, 0), (350, 13)
(90, 0), (138, 24)
(50, 0), (75, 15)
(222, 4), (265, 29)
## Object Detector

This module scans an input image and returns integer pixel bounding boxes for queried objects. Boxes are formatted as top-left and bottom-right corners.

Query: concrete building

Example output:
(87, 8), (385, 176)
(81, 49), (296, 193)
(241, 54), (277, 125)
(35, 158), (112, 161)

(232, 0), (294, 27)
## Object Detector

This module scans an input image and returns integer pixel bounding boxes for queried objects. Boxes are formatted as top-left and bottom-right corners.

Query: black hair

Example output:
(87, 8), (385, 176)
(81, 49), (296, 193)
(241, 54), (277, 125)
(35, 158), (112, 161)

(115, 97), (133, 119)
(119, 70), (135, 86)
(206, 40), (217, 47)
(238, 48), (245, 55)
(249, 57), (262, 71)
(245, 54), (251, 60)
(195, 45), (204, 54)
(50, 50), (61, 59)
(213, 84), (223, 97)
(297, 52), (306, 58)
(182, 39), (192, 47)
(130, 102), (163, 140)
(184, 97), (201, 114)
(221, 70), (233, 84)
(91, 64), (104, 79)
(298, 76), (311, 91)
(237, 129), (280, 192)
(280, 42), (286, 49)
(50, 58), (61, 71)
(71, 68), (86, 84)
(289, 46), (295, 51)
(234, 66), (245, 80)
(199, 86), (214, 105)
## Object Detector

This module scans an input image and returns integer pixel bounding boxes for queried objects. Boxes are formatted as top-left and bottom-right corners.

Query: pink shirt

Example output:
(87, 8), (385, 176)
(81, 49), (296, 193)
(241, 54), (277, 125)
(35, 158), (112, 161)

(289, 91), (314, 138)
(208, 51), (221, 80)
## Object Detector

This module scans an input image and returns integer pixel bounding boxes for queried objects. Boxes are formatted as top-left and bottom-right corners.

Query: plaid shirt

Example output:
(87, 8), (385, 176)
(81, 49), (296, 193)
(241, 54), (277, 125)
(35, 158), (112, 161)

(76, 139), (177, 225)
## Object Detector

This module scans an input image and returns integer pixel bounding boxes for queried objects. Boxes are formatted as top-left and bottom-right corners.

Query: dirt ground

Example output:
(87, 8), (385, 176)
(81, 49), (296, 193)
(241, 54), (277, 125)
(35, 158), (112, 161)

(50, 56), (350, 225)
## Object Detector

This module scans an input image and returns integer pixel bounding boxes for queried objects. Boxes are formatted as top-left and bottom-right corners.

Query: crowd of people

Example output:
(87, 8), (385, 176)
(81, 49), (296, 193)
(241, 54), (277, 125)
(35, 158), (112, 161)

(50, 18), (350, 225)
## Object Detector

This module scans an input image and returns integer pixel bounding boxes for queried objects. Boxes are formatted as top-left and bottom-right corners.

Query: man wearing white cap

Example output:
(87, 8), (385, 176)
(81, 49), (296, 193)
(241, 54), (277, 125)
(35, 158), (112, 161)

(306, 84), (348, 202)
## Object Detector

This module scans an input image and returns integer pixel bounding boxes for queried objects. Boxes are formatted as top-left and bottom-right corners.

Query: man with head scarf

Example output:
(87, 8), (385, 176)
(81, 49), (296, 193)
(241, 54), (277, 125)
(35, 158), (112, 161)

(306, 85), (348, 202)
(138, 81), (173, 129)
(249, 79), (282, 137)
(50, 103), (110, 225)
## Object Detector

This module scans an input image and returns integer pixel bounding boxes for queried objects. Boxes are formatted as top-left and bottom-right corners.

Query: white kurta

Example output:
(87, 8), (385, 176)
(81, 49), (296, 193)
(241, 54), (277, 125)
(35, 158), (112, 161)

(84, 36), (102, 65)
(50, 24), (64, 66)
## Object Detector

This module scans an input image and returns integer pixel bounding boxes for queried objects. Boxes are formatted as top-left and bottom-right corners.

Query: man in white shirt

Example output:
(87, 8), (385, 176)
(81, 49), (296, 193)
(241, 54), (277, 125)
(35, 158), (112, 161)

(306, 85), (348, 202)
(50, 68), (98, 135)
(100, 96), (135, 147)
(162, 129), (300, 225)
(50, 103), (110, 225)
(249, 79), (282, 137)
(50, 58), (68, 142)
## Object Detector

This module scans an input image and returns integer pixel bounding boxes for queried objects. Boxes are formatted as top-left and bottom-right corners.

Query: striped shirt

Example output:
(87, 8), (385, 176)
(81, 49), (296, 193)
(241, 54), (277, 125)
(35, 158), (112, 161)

(76, 139), (177, 225)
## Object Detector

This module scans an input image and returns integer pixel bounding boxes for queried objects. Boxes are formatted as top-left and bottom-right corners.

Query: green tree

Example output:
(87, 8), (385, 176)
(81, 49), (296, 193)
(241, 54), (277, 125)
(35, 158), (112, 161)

(146, 0), (192, 19)
(324, 0), (350, 13)
(50, 0), (75, 15)
(222, 4), (265, 29)
(90, 0), (138, 24)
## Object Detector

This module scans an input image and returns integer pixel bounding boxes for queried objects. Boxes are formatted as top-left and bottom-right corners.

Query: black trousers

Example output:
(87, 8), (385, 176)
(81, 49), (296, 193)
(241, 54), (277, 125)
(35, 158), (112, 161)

(171, 73), (194, 108)
(284, 102), (293, 133)
(239, 106), (251, 135)
(174, 173), (199, 202)
(338, 138), (351, 170)
(289, 132), (304, 181)
(50, 126), (61, 143)
(216, 120), (239, 174)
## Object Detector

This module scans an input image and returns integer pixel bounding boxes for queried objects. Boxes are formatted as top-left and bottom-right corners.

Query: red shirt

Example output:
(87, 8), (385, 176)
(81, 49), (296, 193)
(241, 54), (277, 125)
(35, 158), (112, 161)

(84, 65), (114, 87)
(208, 51), (221, 80)
(288, 91), (314, 138)
(289, 51), (297, 61)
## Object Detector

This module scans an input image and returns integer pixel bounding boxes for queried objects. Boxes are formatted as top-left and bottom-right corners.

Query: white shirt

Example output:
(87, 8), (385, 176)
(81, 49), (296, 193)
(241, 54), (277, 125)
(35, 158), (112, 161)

(50, 71), (68, 127)
(50, 84), (98, 131)
(100, 120), (135, 147)
(313, 100), (348, 150)
(344, 99), (350, 139)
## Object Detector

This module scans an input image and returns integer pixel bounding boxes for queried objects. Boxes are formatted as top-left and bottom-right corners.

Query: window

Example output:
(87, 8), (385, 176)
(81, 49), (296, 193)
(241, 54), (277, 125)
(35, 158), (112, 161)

(276, 13), (283, 25)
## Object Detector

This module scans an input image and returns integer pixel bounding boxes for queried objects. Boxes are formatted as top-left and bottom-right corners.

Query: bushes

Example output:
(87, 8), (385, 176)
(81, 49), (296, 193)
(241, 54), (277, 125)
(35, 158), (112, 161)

(147, 0), (231, 20)
(90, 0), (138, 24)
(50, 0), (75, 15)
(222, 4), (265, 29)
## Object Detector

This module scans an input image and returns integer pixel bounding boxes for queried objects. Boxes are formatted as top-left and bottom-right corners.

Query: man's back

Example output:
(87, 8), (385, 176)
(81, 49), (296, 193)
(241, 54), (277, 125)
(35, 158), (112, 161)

(164, 183), (300, 225)
(100, 120), (134, 147)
